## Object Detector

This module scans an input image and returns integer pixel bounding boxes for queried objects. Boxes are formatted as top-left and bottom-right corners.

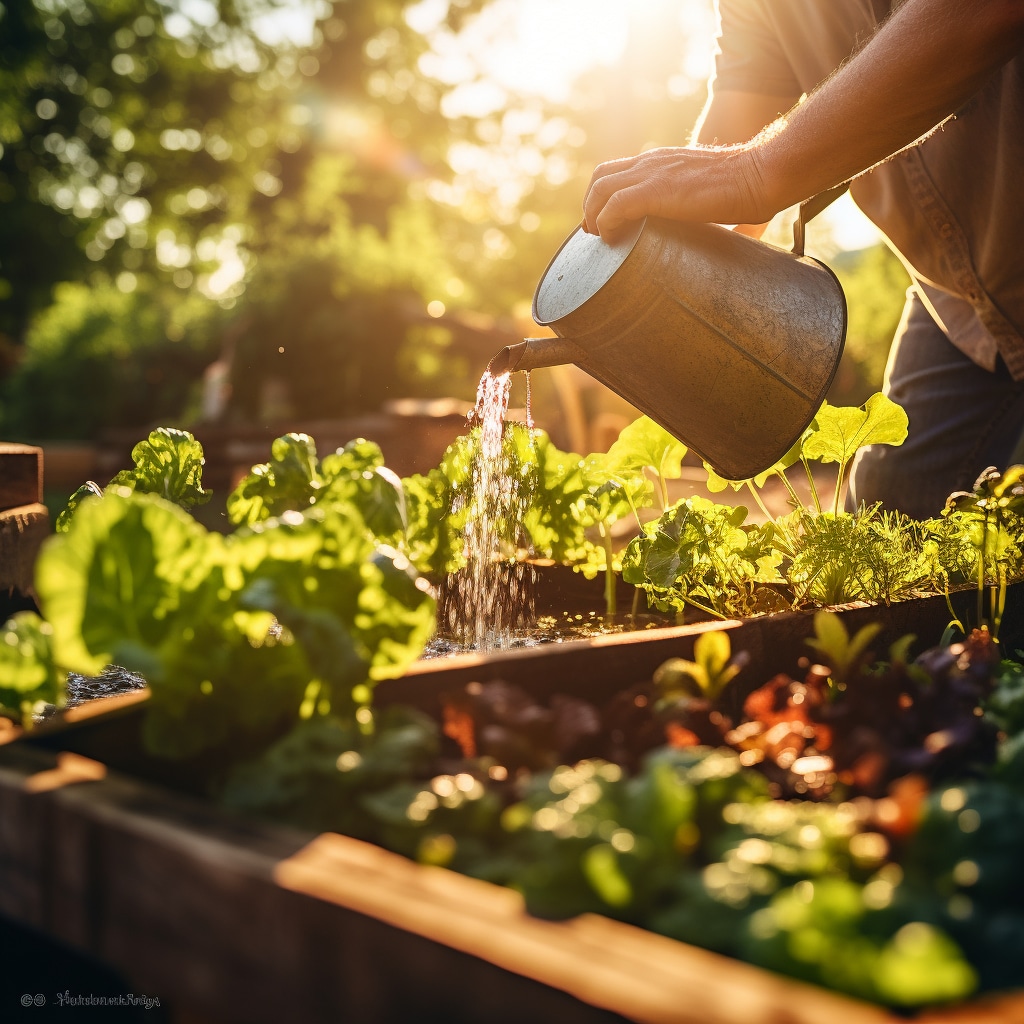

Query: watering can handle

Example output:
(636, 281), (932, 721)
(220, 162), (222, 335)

(792, 181), (851, 257)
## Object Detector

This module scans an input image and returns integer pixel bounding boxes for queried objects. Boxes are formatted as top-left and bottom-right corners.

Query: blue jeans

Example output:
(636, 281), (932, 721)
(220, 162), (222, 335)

(846, 288), (1024, 520)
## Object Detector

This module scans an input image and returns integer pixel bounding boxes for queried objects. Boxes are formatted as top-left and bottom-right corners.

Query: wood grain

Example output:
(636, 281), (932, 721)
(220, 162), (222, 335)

(0, 502), (48, 595)
(0, 741), (1019, 1023)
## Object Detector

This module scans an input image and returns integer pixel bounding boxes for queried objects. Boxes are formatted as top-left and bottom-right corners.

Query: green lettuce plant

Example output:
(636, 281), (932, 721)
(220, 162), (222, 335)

(226, 433), (406, 542)
(8, 426), (436, 749)
(0, 614), (63, 725)
(56, 426), (212, 533)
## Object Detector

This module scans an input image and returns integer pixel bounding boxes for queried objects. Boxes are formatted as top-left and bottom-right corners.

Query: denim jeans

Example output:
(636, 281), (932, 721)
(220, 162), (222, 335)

(846, 288), (1024, 520)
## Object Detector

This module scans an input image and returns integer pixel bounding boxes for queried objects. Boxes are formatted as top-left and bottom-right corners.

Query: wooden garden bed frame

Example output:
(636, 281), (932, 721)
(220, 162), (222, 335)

(1, 583), (1022, 1021)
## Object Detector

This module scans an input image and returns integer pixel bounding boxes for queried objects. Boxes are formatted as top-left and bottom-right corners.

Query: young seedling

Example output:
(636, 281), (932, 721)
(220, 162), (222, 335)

(943, 465), (1024, 640)
(581, 417), (687, 614)
(654, 629), (746, 703)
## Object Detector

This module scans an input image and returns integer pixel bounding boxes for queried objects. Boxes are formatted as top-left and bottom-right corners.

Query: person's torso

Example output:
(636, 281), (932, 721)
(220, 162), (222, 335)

(715, 0), (1024, 377)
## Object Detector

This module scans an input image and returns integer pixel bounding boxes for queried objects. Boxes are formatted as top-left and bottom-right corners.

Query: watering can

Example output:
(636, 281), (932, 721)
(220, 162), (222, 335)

(488, 189), (848, 481)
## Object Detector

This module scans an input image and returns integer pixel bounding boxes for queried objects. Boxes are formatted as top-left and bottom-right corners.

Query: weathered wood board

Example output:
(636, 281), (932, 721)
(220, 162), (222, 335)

(4, 582), (1022, 1021)
(0, 442), (47, 604)
(382, 580), (1021, 721)
(0, 503), (48, 600)
(4, 741), (1022, 1024)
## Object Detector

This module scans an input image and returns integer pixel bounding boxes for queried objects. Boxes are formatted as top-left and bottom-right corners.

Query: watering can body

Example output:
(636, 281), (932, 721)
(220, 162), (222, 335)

(490, 216), (846, 481)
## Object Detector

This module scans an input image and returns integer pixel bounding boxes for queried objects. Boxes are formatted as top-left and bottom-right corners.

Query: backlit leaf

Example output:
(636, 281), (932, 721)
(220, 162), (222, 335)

(802, 394), (908, 466)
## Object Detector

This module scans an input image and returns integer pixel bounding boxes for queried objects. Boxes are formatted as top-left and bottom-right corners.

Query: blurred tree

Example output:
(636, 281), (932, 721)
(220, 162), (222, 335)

(0, 0), (762, 441)
(0, 0), (304, 344)
(226, 151), (484, 421)
(0, 277), (223, 440)
(0, 0), (494, 437)
(0, 0), (489, 341)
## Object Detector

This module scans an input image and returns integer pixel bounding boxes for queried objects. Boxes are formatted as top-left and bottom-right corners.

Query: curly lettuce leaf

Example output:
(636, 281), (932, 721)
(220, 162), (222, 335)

(227, 434), (407, 547)
(320, 438), (406, 543)
(55, 480), (104, 535)
(109, 427), (212, 510)
(226, 432), (321, 526)
(36, 488), (216, 677)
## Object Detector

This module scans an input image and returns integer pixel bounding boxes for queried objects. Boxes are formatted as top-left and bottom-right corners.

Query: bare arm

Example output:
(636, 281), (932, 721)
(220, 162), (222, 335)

(583, 0), (1024, 240)
(692, 90), (798, 147)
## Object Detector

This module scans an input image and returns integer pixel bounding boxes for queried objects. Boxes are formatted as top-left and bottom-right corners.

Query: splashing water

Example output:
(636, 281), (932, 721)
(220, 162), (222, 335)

(440, 369), (538, 650)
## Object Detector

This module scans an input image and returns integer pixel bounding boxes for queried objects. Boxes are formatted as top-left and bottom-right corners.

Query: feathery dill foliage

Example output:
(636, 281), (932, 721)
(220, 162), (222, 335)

(788, 506), (931, 607)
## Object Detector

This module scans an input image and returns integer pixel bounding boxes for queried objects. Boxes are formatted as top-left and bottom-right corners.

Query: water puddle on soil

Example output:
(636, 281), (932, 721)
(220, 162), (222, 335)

(423, 610), (675, 658)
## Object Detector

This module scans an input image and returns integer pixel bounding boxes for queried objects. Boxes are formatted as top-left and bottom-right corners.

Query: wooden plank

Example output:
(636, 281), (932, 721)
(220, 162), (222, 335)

(0, 745), (624, 1023)
(271, 831), (892, 1024)
(0, 745), (880, 1024)
(378, 581), (1013, 722)
(0, 502), (48, 597)
(0, 444), (42, 510)
(0, 742), (1019, 1023)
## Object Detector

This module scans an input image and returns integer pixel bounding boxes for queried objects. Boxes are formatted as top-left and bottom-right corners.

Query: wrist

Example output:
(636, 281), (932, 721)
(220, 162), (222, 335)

(743, 116), (839, 219)
(729, 140), (783, 225)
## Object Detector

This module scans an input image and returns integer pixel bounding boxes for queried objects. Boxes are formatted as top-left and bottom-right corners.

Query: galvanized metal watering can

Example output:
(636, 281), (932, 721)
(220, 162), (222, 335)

(488, 192), (848, 481)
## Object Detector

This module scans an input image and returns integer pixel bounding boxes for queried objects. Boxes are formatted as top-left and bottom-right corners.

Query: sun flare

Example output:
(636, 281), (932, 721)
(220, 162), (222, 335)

(414, 0), (717, 116)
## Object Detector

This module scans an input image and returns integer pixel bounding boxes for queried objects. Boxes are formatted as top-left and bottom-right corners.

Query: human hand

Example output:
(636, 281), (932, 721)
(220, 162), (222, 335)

(582, 144), (775, 243)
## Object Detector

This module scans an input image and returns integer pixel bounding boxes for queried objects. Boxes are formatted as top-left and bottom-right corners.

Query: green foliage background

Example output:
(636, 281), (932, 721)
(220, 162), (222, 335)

(0, 0), (906, 444)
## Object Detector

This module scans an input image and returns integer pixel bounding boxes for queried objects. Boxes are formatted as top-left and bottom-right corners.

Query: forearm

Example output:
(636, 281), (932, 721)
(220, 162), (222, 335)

(583, 0), (1024, 239)
(755, 0), (1024, 210)
(692, 91), (797, 236)
(693, 90), (798, 147)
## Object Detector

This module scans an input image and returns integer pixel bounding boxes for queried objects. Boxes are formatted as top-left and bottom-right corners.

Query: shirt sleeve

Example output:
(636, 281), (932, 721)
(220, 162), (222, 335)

(713, 0), (802, 96)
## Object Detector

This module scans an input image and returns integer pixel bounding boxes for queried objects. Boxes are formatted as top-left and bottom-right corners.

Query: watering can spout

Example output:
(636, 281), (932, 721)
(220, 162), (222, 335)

(487, 337), (583, 376)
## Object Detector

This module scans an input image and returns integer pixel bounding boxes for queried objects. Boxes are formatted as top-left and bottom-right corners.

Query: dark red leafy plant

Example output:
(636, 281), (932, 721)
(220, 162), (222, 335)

(439, 623), (1002, 803)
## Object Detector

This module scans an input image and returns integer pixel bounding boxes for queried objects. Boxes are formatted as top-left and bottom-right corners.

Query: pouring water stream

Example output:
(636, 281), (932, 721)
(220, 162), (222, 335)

(440, 367), (538, 651)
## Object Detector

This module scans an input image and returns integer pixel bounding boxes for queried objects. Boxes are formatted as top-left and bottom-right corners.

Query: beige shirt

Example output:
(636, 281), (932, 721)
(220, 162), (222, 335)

(713, 0), (1024, 379)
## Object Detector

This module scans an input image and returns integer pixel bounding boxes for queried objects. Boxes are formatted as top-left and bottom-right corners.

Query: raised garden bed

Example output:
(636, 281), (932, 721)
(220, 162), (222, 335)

(2, 734), (1020, 1024)
(2, 579), (1022, 1022)
(6, 417), (1024, 1020)
(21, 573), (1014, 791)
